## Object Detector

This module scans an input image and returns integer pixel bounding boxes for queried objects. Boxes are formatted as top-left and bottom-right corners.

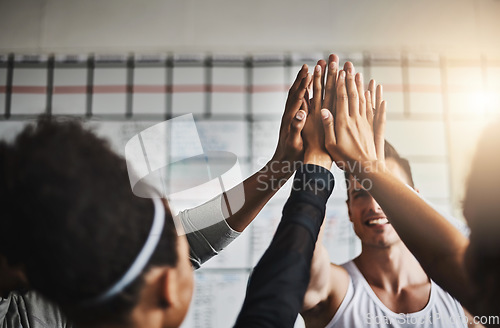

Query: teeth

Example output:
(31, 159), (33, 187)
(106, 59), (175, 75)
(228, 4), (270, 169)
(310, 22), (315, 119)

(367, 218), (389, 225)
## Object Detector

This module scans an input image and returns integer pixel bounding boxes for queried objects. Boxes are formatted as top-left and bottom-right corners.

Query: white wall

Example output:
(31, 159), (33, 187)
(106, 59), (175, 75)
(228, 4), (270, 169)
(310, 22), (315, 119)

(1, 0), (500, 55)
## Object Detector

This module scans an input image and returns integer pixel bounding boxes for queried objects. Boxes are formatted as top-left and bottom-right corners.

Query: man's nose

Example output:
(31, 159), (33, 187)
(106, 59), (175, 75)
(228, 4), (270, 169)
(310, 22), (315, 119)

(367, 195), (383, 213)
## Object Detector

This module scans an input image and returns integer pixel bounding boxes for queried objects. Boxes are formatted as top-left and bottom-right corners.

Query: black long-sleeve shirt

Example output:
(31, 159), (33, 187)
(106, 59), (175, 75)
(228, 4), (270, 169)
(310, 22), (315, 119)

(234, 164), (335, 328)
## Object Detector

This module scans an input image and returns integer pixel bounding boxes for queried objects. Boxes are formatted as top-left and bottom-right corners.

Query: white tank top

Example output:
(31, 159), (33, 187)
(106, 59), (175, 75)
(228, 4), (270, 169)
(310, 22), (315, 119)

(325, 261), (467, 328)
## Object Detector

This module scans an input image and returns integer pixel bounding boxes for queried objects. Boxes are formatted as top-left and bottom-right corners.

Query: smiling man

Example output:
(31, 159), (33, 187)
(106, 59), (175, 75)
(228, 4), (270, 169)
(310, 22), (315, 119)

(300, 139), (477, 328)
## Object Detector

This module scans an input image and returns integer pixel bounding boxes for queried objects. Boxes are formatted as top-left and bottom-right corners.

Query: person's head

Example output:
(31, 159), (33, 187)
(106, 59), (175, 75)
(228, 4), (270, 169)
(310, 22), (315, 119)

(0, 117), (193, 327)
(345, 141), (415, 249)
(463, 120), (500, 312)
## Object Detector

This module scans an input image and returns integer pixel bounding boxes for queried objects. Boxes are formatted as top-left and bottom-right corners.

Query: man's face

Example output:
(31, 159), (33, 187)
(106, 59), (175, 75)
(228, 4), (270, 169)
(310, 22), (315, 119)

(346, 159), (411, 248)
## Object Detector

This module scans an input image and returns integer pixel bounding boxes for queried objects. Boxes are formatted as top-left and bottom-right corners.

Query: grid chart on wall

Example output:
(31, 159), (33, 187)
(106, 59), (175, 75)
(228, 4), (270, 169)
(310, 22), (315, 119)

(1, 52), (498, 328)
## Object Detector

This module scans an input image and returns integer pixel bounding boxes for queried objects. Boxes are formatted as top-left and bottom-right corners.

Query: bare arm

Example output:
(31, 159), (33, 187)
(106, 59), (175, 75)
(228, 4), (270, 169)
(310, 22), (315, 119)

(321, 62), (478, 311)
(224, 64), (313, 232)
(301, 221), (350, 315)
(183, 65), (313, 268)
(302, 223), (332, 311)
(359, 167), (472, 301)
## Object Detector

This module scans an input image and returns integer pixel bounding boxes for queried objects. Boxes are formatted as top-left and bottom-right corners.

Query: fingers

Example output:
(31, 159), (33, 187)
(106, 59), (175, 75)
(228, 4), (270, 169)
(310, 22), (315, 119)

(291, 73), (312, 116)
(300, 97), (309, 115)
(321, 108), (336, 150)
(368, 79), (376, 105)
(344, 62), (359, 117)
(373, 100), (387, 161)
(376, 84), (383, 110)
(356, 73), (366, 117)
(289, 64), (309, 95)
(289, 109), (307, 149)
(365, 90), (374, 127)
(307, 75), (313, 99)
(312, 64), (323, 113)
(323, 54), (339, 115)
(336, 70), (348, 122)
(284, 65), (310, 119)
(317, 59), (327, 103)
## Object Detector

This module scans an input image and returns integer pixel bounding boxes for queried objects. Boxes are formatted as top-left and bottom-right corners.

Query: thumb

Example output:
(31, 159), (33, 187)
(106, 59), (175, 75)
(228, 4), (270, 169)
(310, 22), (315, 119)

(289, 110), (306, 149)
(321, 109), (336, 149)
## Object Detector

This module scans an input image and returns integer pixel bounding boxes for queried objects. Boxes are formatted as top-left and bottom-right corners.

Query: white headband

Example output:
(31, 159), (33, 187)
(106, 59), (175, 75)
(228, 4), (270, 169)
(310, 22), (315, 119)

(84, 196), (165, 305)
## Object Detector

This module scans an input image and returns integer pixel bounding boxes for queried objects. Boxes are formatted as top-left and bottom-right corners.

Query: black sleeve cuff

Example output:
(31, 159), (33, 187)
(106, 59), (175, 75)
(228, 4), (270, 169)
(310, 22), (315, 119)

(282, 164), (335, 237)
(289, 164), (335, 213)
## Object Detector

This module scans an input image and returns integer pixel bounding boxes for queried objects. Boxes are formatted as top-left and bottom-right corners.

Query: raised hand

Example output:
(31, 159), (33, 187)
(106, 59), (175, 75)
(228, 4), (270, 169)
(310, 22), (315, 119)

(366, 78), (385, 161)
(320, 62), (386, 177)
(302, 55), (339, 169)
(271, 65), (312, 165)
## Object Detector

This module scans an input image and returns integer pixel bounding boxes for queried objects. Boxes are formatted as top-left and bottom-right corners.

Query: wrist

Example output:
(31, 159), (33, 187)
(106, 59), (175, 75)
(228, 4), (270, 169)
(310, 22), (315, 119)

(349, 159), (387, 180)
(264, 158), (299, 179)
(303, 151), (332, 170)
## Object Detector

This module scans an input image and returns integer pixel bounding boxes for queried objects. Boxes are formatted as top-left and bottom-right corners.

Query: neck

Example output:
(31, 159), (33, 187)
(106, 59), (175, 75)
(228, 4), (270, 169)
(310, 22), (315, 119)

(354, 241), (429, 293)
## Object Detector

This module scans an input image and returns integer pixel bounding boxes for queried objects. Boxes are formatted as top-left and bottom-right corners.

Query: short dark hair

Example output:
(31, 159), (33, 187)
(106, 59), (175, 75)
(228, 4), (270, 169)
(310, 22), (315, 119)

(0, 116), (179, 325)
(344, 140), (414, 192)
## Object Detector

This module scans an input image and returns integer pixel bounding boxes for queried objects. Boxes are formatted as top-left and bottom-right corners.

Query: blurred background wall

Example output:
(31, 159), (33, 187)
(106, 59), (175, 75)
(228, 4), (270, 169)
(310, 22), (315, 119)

(1, 0), (500, 327)
(2, 0), (500, 55)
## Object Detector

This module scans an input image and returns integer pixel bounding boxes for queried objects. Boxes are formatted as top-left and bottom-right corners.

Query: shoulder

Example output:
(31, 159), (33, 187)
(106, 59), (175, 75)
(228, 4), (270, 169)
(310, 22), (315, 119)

(18, 291), (71, 328)
(302, 263), (351, 328)
(330, 262), (351, 290)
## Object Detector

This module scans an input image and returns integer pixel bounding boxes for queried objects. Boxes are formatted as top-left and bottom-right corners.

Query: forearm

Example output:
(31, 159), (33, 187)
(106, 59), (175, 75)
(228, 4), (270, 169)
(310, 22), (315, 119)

(177, 195), (240, 269)
(225, 159), (297, 232)
(180, 159), (299, 268)
(361, 164), (474, 302)
(180, 160), (299, 268)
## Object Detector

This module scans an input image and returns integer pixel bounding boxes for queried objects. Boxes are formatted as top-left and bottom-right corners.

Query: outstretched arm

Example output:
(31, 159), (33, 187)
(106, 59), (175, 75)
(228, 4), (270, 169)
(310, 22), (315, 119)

(301, 56), (339, 313)
(320, 62), (477, 311)
(224, 64), (313, 232)
(301, 59), (357, 327)
(179, 65), (313, 268)
(235, 60), (336, 326)
(234, 162), (334, 328)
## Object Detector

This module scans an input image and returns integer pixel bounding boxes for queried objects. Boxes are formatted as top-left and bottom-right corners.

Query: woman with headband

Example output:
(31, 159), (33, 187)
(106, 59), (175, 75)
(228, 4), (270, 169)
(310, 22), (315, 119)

(0, 58), (338, 328)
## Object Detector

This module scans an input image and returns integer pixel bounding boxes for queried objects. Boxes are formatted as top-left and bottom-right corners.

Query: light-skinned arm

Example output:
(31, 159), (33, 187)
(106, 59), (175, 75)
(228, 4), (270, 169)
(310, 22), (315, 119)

(301, 62), (384, 328)
(321, 61), (478, 312)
